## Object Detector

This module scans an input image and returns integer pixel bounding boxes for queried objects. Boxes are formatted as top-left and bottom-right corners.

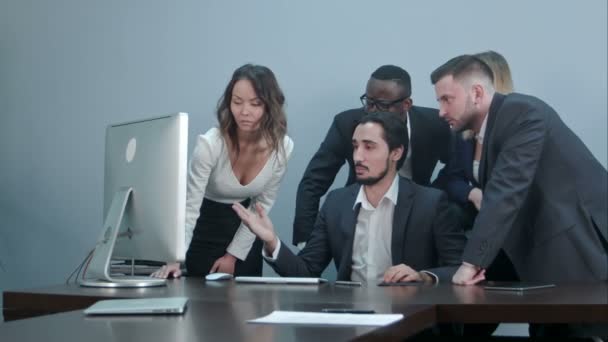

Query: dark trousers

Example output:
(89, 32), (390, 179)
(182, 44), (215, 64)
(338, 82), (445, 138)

(186, 198), (263, 277)
(449, 201), (520, 337)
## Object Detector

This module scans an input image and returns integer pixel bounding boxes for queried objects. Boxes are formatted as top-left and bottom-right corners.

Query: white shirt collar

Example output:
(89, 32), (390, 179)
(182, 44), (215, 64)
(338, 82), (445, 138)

(476, 112), (489, 144)
(354, 174), (399, 210)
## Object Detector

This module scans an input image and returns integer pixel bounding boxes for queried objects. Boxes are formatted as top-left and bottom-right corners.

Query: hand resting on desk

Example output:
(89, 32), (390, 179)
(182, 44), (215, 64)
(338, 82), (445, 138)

(383, 264), (434, 284)
(151, 262), (182, 279)
(150, 256), (237, 279)
(209, 253), (237, 275)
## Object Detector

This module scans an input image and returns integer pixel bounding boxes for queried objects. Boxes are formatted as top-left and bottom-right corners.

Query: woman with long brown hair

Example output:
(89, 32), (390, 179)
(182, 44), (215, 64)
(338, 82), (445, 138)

(154, 64), (293, 278)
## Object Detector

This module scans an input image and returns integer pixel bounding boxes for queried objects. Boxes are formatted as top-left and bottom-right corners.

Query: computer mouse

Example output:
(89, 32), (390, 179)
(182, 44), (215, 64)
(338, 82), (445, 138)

(205, 272), (233, 281)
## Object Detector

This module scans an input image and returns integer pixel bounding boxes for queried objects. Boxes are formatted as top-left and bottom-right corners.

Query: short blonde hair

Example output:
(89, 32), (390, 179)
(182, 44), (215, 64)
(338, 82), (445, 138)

(474, 51), (514, 94)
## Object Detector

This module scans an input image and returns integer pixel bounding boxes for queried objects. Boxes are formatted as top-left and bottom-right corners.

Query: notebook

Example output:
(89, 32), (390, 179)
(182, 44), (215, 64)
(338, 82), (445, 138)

(235, 276), (327, 284)
(84, 297), (188, 315)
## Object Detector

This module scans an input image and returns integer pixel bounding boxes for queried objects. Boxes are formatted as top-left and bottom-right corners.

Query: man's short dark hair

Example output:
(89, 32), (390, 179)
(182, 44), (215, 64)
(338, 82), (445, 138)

(430, 55), (494, 85)
(358, 112), (408, 170)
(371, 65), (412, 98)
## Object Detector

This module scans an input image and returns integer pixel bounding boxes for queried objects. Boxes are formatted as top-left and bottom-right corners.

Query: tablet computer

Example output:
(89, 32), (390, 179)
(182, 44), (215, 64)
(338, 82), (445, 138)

(483, 281), (556, 291)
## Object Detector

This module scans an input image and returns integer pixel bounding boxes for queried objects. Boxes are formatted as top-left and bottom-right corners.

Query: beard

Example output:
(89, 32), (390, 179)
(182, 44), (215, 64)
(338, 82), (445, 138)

(356, 158), (390, 186)
(452, 97), (477, 133)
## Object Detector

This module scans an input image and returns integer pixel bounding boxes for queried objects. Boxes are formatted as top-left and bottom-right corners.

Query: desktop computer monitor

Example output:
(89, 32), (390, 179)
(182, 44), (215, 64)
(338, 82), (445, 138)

(80, 113), (188, 288)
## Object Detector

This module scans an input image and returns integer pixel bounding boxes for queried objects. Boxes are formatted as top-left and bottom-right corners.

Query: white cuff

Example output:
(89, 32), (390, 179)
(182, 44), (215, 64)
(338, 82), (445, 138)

(226, 226), (256, 261)
(421, 270), (439, 284)
(262, 239), (281, 261)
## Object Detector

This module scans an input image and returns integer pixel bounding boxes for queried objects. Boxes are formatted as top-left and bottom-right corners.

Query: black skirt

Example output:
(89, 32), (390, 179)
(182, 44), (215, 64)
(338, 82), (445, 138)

(185, 198), (263, 277)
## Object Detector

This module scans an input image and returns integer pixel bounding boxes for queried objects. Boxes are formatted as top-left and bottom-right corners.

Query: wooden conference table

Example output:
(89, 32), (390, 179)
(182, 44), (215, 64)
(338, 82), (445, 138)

(2, 278), (608, 341)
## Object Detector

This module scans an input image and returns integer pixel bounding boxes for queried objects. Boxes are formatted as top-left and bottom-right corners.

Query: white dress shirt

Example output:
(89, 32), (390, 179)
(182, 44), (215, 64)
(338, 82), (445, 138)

(185, 127), (294, 260)
(350, 174), (399, 284)
(473, 113), (488, 183)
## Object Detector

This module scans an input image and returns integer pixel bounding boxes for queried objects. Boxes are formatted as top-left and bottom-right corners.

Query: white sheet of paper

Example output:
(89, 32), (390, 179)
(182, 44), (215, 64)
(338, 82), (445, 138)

(235, 276), (327, 284)
(247, 310), (403, 327)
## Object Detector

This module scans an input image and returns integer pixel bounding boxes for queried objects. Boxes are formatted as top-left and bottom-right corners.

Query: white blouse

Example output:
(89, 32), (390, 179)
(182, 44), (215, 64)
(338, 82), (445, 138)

(185, 127), (294, 260)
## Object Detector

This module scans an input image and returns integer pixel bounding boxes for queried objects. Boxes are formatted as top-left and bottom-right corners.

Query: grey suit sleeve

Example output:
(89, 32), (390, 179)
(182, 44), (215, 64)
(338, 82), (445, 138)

(426, 193), (467, 282)
(268, 197), (334, 277)
(292, 117), (348, 245)
(463, 110), (547, 268)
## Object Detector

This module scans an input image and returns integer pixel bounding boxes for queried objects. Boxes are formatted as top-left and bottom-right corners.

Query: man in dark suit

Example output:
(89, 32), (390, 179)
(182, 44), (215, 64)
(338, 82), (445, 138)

(431, 55), (608, 339)
(234, 112), (465, 284)
(431, 55), (607, 286)
(292, 65), (452, 246)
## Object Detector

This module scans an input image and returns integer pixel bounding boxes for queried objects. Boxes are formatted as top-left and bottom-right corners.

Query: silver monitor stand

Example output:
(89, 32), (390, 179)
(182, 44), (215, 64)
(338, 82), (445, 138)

(79, 187), (166, 288)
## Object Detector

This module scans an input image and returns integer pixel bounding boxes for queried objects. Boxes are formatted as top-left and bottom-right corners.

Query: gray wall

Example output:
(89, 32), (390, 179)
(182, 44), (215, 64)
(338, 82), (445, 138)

(1, 0), (606, 328)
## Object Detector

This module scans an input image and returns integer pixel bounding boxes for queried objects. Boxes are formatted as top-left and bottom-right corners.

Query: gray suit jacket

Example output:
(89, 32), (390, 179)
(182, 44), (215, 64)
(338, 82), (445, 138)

(464, 93), (608, 282)
(268, 177), (466, 282)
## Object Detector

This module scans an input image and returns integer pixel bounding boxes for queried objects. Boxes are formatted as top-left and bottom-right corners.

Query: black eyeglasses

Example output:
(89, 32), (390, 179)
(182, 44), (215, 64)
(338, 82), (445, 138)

(360, 94), (408, 112)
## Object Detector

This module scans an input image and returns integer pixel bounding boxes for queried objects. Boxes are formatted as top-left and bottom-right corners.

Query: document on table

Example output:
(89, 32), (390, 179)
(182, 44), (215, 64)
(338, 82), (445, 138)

(247, 310), (403, 327)
(235, 276), (327, 284)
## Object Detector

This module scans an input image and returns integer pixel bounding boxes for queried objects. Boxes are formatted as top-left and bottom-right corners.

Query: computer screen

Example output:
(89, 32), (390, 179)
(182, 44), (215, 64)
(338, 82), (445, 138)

(80, 113), (188, 287)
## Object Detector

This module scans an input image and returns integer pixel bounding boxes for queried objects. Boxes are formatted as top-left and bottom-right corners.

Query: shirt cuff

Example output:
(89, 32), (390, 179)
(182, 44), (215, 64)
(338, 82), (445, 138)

(226, 245), (249, 261)
(262, 238), (281, 261)
(226, 226), (256, 261)
(421, 270), (439, 284)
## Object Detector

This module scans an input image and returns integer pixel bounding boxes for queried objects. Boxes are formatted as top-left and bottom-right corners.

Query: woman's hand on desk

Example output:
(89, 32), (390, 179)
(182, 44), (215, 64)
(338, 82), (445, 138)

(210, 253), (236, 274)
(151, 262), (182, 279)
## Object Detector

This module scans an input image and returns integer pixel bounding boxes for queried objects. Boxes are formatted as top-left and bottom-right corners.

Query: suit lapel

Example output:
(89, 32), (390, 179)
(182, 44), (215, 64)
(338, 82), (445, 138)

(479, 93), (506, 187)
(391, 178), (415, 265)
(336, 186), (360, 280)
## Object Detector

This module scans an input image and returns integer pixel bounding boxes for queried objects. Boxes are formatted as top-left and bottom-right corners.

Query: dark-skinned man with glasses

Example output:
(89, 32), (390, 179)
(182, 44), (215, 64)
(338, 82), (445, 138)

(293, 65), (452, 248)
